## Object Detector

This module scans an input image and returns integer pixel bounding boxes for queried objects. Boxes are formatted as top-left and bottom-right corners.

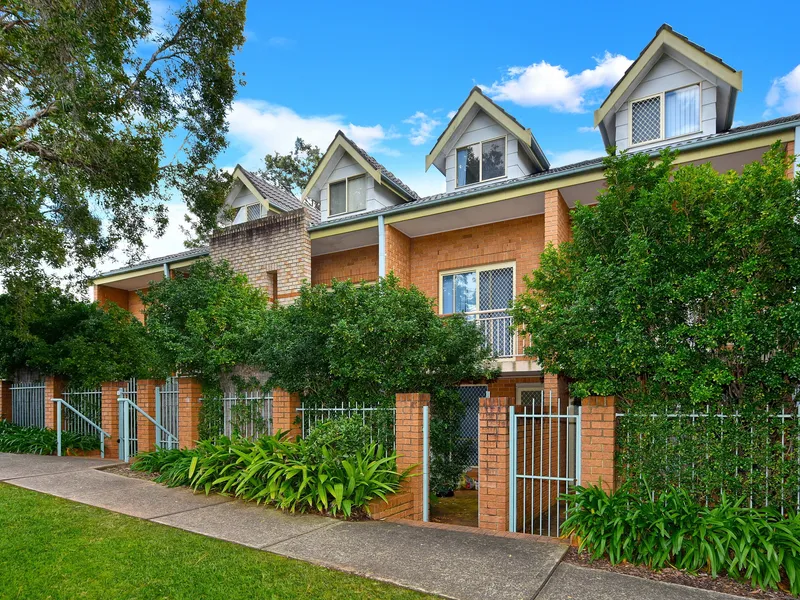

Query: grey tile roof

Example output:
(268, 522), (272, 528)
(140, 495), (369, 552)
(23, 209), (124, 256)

(311, 112), (800, 230)
(94, 246), (210, 279)
(337, 131), (420, 200)
(237, 166), (305, 212)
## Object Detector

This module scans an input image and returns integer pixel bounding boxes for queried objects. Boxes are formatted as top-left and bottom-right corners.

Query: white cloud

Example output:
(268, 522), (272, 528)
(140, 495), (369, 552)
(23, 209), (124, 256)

(481, 51), (632, 113)
(227, 99), (398, 167)
(765, 65), (800, 116)
(577, 126), (597, 133)
(546, 148), (604, 168)
(404, 111), (441, 146)
(446, 110), (457, 119)
(267, 36), (292, 47)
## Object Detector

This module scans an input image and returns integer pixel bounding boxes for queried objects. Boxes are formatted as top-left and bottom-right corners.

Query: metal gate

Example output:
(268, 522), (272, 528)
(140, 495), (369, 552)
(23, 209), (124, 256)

(10, 380), (45, 428)
(509, 394), (581, 537)
(118, 379), (138, 459)
(156, 377), (179, 449)
(458, 385), (487, 467)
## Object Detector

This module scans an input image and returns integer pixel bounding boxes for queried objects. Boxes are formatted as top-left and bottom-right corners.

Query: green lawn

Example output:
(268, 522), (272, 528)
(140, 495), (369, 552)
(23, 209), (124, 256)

(0, 484), (432, 600)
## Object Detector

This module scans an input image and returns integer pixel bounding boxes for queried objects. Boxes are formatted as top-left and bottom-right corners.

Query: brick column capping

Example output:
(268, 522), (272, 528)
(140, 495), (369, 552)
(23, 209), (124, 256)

(580, 396), (616, 492)
(177, 377), (203, 449)
(0, 380), (11, 421)
(478, 396), (513, 531)
(272, 388), (302, 439)
(135, 379), (162, 454)
(101, 380), (125, 459)
(394, 392), (429, 521)
(43, 376), (66, 430)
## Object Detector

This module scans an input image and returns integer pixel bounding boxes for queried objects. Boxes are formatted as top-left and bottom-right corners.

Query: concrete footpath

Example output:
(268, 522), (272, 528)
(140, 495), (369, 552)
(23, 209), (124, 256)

(0, 453), (740, 600)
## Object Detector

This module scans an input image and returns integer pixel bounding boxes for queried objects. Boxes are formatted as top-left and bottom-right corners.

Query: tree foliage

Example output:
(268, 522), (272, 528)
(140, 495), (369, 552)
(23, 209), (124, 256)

(0, 285), (155, 387)
(259, 137), (322, 201)
(0, 0), (246, 286)
(511, 143), (800, 406)
(141, 259), (270, 387)
(255, 274), (496, 406)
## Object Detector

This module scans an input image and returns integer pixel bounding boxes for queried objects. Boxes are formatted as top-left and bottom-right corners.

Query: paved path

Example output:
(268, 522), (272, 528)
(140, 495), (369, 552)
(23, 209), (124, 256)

(0, 453), (740, 600)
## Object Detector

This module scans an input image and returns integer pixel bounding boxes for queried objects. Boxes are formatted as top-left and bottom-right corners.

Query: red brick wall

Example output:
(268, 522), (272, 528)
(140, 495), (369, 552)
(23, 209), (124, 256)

(395, 393), (429, 521)
(368, 491), (415, 520)
(311, 245), (378, 286)
(787, 140), (796, 179)
(486, 376), (543, 400)
(478, 395), (512, 531)
(127, 289), (146, 323)
(580, 396), (616, 492)
(272, 388), (301, 439)
(95, 285), (130, 310)
(544, 188), (572, 246)
(43, 376), (65, 430)
(385, 224), (411, 284)
(407, 215), (545, 311)
(177, 377), (202, 449)
(0, 380), (11, 421)
(101, 380), (125, 459)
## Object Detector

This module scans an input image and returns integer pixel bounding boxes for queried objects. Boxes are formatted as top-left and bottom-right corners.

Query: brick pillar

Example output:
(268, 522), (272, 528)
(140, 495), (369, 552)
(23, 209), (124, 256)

(384, 224), (411, 285)
(43, 376), (66, 430)
(272, 388), (302, 439)
(135, 379), (161, 454)
(786, 140), (796, 179)
(395, 392), (430, 521)
(0, 380), (11, 421)
(580, 396), (616, 492)
(478, 396), (512, 531)
(177, 377), (203, 449)
(544, 188), (571, 247)
(101, 381), (125, 459)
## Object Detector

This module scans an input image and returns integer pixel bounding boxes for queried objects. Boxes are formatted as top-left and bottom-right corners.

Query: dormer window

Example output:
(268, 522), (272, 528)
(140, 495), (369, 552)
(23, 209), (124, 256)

(245, 203), (263, 221)
(630, 84), (700, 146)
(456, 136), (506, 187)
(329, 175), (367, 216)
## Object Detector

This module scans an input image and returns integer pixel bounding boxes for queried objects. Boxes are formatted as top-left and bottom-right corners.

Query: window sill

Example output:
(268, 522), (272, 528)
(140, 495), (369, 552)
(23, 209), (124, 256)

(455, 174), (507, 190)
(628, 129), (703, 149)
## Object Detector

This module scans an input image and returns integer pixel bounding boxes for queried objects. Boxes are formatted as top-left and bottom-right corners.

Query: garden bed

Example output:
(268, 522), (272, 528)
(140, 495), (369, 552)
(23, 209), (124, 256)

(564, 547), (795, 599)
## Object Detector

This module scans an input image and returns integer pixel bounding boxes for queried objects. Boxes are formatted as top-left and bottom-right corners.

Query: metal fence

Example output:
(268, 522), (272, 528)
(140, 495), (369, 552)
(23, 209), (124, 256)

(617, 404), (800, 514)
(297, 403), (396, 450)
(458, 385), (487, 466)
(156, 377), (179, 449)
(222, 390), (273, 439)
(61, 387), (103, 436)
(10, 380), (45, 428)
(119, 379), (138, 458)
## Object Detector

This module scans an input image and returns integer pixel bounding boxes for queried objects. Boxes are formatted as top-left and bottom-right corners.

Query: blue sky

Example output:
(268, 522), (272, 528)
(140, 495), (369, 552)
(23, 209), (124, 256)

(116, 0), (800, 266)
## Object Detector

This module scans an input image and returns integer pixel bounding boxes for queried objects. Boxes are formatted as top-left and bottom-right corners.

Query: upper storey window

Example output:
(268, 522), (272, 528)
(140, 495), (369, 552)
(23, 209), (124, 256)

(630, 84), (700, 146)
(329, 175), (367, 216)
(456, 136), (506, 187)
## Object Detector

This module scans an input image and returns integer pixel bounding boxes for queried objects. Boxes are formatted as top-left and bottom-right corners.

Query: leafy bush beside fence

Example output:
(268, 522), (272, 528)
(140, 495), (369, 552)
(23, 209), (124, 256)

(133, 432), (407, 518)
(563, 484), (800, 595)
(0, 420), (100, 455)
(617, 402), (800, 512)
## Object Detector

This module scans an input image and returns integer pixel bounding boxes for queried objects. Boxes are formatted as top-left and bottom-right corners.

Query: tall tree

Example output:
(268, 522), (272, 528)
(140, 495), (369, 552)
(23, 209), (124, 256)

(511, 144), (800, 407)
(259, 137), (322, 201)
(0, 0), (246, 287)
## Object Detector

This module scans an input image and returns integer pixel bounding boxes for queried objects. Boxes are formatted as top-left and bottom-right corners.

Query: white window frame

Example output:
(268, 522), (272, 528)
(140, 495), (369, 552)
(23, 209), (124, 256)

(628, 84), (702, 147)
(516, 383), (544, 406)
(327, 174), (367, 217)
(455, 135), (507, 188)
(438, 261), (516, 316)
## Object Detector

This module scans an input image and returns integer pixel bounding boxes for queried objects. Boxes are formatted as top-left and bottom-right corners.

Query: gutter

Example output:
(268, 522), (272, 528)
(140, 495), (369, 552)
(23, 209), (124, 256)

(310, 116), (800, 232)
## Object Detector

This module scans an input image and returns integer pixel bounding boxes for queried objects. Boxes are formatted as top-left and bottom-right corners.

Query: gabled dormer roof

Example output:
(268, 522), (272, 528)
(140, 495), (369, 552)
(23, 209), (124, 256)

(234, 165), (305, 212)
(425, 86), (549, 175)
(594, 24), (743, 147)
(302, 131), (419, 202)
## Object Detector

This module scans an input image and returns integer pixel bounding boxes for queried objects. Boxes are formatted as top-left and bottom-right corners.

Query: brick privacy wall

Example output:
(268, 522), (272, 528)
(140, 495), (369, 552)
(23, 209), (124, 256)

(395, 393), (429, 521)
(580, 396), (616, 492)
(0, 380), (10, 421)
(272, 388), (301, 438)
(95, 285), (129, 310)
(478, 395), (512, 531)
(544, 188), (572, 247)
(385, 224), (411, 284)
(311, 245), (379, 286)
(43, 376), (65, 430)
(408, 215), (545, 311)
(177, 377), (203, 449)
(210, 209), (312, 306)
(368, 491), (414, 520)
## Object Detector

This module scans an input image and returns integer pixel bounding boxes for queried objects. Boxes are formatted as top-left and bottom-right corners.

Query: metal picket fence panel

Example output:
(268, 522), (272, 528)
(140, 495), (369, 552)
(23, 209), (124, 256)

(61, 387), (102, 436)
(297, 403), (396, 451)
(509, 393), (581, 537)
(10, 380), (45, 428)
(222, 390), (273, 439)
(119, 379), (138, 458)
(156, 377), (180, 449)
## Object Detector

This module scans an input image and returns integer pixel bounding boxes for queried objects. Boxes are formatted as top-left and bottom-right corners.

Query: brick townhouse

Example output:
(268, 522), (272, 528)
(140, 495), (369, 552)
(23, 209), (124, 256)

(93, 24), (800, 470)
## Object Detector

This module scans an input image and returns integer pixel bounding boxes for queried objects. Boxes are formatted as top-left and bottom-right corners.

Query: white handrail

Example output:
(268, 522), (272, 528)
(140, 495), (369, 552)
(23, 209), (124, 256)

(51, 398), (111, 458)
(117, 389), (178, 462)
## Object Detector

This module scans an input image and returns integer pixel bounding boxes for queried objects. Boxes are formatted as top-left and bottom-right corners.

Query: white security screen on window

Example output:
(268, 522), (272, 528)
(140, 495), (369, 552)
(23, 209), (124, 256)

(347, 176), (367, 212)
(665, 85), (700, 138)
(329, 181), (346, 215)
(631, 96), (661, 145)
(246, 203), (262, 221)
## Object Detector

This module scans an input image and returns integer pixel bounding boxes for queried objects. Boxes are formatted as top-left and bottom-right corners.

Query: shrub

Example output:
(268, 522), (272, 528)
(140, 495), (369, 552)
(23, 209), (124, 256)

(304, 416), (374, 463)
(563, 484), (800, 595)
(0, 420), (100, 454)
(133, 433), (408, 518)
